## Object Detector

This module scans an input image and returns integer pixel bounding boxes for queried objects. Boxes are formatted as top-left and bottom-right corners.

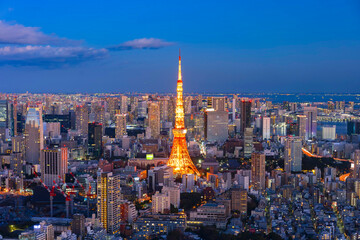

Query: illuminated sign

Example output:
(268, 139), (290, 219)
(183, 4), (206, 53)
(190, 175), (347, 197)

(146, 154), (154, 160)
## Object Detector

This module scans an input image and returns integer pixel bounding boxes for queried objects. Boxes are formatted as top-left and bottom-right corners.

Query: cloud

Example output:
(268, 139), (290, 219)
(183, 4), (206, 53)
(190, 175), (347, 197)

(0, 45), (108, 66)
(0, 21), (174, 67)
(108, 38), (174, 51)
(0, 20), (80, 46)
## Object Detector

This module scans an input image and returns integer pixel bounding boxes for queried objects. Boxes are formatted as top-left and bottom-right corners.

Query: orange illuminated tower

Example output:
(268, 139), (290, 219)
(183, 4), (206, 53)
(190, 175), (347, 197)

(167, 52), (200, 176)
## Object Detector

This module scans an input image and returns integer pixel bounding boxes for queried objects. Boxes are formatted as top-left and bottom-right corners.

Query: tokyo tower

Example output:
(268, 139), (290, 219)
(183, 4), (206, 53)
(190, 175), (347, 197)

(167, 52), (200, 176)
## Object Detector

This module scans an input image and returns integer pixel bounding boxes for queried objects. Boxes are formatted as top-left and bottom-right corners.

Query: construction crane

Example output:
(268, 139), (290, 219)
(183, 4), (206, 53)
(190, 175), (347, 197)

(33, 171), (56, 217)
(69, 172), (96, 217)
(52, 180), (71, 218)
(58, 175), (76, 215)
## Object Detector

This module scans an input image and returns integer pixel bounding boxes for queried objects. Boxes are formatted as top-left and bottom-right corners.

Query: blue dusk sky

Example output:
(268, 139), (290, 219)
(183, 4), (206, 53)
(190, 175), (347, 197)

(0, 0), (359, 93)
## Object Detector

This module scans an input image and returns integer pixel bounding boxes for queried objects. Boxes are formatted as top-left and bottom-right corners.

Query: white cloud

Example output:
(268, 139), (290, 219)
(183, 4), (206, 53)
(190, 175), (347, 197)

(108, 38), (174, 51)
(0, 45), (108, 66)
(0, 20), (80, 45)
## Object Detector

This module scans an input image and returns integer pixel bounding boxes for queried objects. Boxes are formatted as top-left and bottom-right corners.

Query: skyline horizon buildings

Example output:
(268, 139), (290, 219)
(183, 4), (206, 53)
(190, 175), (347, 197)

(1, 1), (360, 238)
(0, 0), (359, 93)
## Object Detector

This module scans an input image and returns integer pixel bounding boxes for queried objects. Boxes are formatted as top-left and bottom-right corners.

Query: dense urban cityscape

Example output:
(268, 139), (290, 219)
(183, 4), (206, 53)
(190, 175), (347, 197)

(1, 1), (360, 239)
(0, 52), (358, 239)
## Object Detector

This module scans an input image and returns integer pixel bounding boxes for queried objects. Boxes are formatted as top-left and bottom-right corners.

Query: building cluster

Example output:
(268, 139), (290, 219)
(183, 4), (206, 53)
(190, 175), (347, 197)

(0, 58), (359, 239)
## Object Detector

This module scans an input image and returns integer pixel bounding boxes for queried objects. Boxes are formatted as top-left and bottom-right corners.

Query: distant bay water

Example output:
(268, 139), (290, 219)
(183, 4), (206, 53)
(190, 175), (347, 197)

(192, 93), (360, 103)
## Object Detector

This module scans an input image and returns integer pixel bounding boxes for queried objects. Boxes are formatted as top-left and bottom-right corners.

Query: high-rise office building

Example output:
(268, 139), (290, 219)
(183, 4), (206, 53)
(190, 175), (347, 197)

(120, 95), (128, 114)
(232, 97), (237, 122)
(231, 188), (247, 215)
(0, 100), (15, 138)
(93, 105), (106, 126)
(97, 172), (121, 234)
(284, 137), (302, 173)
(88, 122), (102, 158)
(212, 97), (226, 111)
(353, 150), (360, 179)
(12, 98), (17, 136)
(162, 186), (180, 208)
(152, 191), (170, 214)
(304, 107), (317, 140)
(0, 100), (8, 128)
(244, 127), (253, 158)
(71, 214), (86, 237)
(11, 152), (23, 176)
(148, 102), (160, 139)
(204, 109), (228, 143)
(115, 111), (127, 139)
(75, 105), (89, 136)
(40, 147), (68, 186)
(322, 125), (336, 140)
(297, 115), (307, 140)
(240, 99), (251, 134)
(106, 97), (119, 121)
(43, 114), (71, 133)
(44, 122), (61, 138)
(251, 152), (265, 190)
(262, 117), (270, 140)
(24, 107), (44, 165)
(159, 98), (169, 123)
(93, 105), (106, 134)
(347, 121), (360, 136)
(137, 101), (147, 118)
(335, 101), (345, 112)
(11, 136), (24, 175)
(184, 96), (192, 114)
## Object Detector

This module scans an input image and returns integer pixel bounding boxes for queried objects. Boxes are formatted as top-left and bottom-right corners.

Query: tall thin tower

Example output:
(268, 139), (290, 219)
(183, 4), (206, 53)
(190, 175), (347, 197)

(167, 52), (200, 176)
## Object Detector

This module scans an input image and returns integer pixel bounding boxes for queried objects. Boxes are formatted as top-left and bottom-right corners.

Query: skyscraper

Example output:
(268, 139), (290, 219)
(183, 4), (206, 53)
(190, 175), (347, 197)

(120, 95), (128, 114)
(244, 127), (253, 158)
(12, 98), (17, 136)
(232, 96), (237, 122)
(148, 102), (160, 139)
(75, 105), (89, 136)
(159, 98), (169, 124)
(204, 109), (228, 143)
(97, 172), (121, 234)
(162, 186), (180, 208)
(93, 105), (106, 134)
(24, 107), (44, 165)
(322, 125), (336, 140)
(353, 150), (360, 179)
(251, 152), (265, 191)
(240, 99), (251, 134)
(167, 53), (200, 176)
(297, 115), (307, 140)
(115, 111), (127, 139)
(0, 100), (15, 138)
(0, 100), (9, 128)
(212, 97), (226, 111)
(284, 137), (302, 173)
(106, 97), (119, 121)
(71, 214), (86, 238)
(11, 135), (24, 176)
(262, 117), (270, 140)
(304, 107), (317, 140)
(152, 191), (170, 214)
(40, 147), (68, 186)
(88, 122), (102, 158)
(231, 188), (247, 215)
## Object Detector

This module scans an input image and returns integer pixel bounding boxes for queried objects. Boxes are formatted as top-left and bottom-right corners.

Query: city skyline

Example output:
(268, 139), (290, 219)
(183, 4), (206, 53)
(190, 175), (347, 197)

(0, 0), (359, 93)
(1, 1), (360, 239)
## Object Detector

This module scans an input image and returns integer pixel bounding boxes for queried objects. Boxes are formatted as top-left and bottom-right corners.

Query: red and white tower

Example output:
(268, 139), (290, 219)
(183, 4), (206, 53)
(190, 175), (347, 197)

(167, 52), (200, 176)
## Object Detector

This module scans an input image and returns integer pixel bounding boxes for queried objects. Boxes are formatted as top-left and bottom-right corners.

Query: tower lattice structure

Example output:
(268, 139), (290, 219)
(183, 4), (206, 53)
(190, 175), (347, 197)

(167, 52), (200, 176)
